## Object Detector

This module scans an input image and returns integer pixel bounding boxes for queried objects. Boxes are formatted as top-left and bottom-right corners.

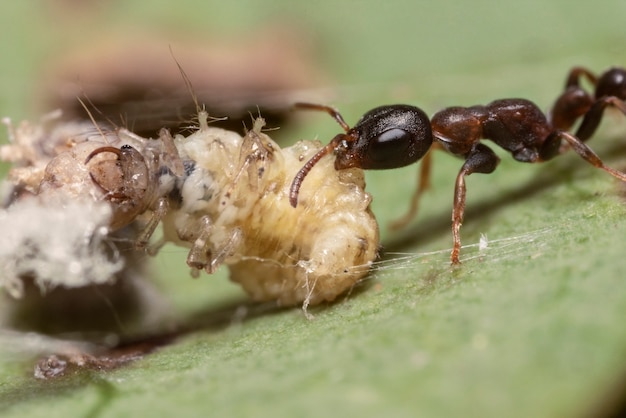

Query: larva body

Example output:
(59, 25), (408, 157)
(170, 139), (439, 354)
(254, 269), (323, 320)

(1, 112), (379, 306)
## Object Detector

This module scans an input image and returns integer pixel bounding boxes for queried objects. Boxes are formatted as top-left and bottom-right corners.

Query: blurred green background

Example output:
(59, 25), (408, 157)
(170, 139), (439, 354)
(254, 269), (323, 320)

(1, 1), (626, 417)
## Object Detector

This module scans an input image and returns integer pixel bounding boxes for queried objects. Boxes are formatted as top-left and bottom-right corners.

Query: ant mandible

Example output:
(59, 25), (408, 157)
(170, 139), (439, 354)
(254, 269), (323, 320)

(289, 66), (626, 265)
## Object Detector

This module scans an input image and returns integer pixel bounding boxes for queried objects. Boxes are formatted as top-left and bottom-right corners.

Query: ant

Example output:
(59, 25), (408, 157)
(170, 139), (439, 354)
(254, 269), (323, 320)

(289, 66), (626, 265)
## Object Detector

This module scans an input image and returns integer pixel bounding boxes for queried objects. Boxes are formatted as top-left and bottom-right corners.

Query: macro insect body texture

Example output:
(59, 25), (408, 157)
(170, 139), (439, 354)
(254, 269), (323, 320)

(0, 114), (126, 298)
(151, 111), (379, 307)
(289, 67), (626, 264)
(0, 109), (379, 308)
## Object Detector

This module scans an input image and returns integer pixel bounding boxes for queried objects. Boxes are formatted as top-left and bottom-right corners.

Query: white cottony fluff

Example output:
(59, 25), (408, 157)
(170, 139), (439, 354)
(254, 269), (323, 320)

(0, 194), (123, 298)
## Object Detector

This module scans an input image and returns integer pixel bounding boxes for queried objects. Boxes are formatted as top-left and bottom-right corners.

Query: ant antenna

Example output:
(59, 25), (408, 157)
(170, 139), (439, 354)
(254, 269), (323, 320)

(294, 102), (351, 132)
(289, 135), (344, 207)
(289, 103), (354, 207)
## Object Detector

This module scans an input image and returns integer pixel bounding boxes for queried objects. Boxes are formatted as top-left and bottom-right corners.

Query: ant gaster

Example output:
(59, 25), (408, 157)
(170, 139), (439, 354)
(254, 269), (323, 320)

(289, 67), (626, 265)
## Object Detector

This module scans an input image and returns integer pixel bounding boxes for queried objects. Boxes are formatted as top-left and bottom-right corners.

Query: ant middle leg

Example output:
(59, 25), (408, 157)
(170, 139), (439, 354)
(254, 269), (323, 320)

(388, 148), (433, 230)
(451, 143), (500, 264)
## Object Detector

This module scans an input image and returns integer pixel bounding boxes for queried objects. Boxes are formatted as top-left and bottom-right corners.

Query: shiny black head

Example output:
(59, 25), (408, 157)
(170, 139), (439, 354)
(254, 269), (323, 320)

(335, 104), (433, 170)
(289, 103), (433, 207)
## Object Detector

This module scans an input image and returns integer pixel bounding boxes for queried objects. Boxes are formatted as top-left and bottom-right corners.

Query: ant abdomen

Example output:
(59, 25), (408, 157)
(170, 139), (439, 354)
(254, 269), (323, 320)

(595, 67), (626, 99)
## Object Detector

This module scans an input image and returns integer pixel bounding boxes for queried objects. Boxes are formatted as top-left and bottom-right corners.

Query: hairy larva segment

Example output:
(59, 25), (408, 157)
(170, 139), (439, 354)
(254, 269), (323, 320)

(165, 115), (380, 306)
(225, 140), (378, 306)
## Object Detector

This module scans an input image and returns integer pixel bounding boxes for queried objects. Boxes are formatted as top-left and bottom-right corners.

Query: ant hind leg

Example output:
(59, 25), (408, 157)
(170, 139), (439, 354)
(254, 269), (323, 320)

(557, 130), (626, 182)
(575, 96), (626, 142)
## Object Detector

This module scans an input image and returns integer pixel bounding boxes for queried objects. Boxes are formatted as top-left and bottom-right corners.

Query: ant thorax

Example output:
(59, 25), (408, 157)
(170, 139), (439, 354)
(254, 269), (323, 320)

(0, 111), (380, 308)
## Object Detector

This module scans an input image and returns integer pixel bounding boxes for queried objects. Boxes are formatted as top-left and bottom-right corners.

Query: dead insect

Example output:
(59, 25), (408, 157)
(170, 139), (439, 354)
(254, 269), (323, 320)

(1, 110), (379, 308)
(289, 66), (626, 264)
(137, 112), (379, 307)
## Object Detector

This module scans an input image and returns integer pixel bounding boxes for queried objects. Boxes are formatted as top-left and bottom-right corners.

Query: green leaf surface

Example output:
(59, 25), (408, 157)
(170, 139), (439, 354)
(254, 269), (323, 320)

(2, 1), (626, 417)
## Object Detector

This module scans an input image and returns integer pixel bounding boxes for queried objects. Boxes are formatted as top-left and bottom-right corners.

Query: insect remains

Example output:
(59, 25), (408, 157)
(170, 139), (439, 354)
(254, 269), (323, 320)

(0, 108), (379, 308)
(289, 66), (626, 264)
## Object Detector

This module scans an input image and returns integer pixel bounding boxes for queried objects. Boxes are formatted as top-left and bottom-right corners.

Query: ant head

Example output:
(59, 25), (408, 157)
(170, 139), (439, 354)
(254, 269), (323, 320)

(289, 103), (432, 207)
(336, 104), (432, 170)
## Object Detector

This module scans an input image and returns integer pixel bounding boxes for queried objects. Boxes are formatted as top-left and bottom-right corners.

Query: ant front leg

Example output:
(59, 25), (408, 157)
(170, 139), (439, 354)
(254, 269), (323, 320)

(450, 143), (500, 264)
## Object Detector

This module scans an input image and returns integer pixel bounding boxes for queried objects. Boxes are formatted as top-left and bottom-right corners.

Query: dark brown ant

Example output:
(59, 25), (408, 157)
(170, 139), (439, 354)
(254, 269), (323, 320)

(549, 66), (626, 137)
(289, 67), (626, 264)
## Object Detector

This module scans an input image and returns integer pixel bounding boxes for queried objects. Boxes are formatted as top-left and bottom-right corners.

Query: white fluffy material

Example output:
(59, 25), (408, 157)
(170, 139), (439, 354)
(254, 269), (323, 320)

(0, 195), (123, 298)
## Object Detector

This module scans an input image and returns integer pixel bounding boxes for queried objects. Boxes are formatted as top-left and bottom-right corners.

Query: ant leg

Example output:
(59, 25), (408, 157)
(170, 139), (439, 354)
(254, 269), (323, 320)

(564, 67), (597, 88)
(574, 96), (626, 141)
(556, 130), (626, 182)
(549, 67), (598, 131)
(549, 89), (594, 131)
(388, 148), (433, 230)
(451, 144), (500, 264)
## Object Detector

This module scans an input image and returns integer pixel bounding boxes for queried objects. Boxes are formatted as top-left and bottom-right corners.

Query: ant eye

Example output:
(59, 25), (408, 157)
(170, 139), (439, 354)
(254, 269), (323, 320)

(366, 128), (415, 167)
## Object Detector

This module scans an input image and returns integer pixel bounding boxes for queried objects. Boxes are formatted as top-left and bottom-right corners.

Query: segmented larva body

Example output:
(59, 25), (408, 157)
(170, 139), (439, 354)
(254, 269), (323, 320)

(1, 111), (379, 306)
(161, 113), (380, 306)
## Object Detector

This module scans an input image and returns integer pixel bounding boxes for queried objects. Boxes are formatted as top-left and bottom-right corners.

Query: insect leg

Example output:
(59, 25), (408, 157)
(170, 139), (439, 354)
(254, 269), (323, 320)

(451, 144), (500, 264)
(574, 96), (626, 141)
(556, 130), (626, 182)
(388, 148), (433, 230)
(186, 216), (243, 275)
(135, 197), (169, 250)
